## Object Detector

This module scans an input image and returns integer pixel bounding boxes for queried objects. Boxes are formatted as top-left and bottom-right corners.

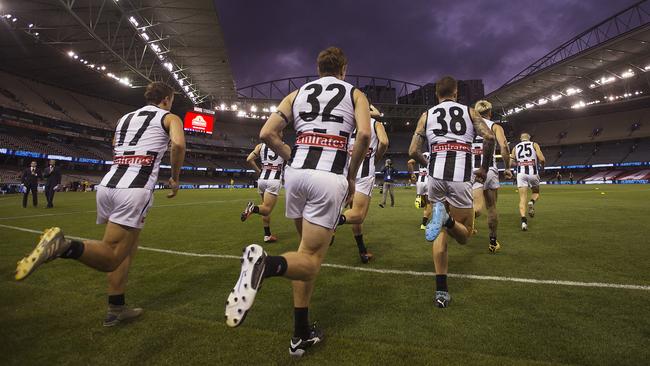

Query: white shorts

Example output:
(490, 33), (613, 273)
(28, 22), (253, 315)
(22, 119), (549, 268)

(428, 177), (473, 209)
(416, 179), (428, 196)
(472, 169), (500, 190)
(96, 185), (154, 229)
(284, 166), (348, 230)
(257, 179), (282, 196)
(517, 174), (540, 188)
(355, 175), (375, 197)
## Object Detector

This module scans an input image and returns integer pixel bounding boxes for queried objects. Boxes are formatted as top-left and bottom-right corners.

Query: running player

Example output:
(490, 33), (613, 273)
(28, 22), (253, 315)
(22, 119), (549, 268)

(512, 133), (545, 231)
(408, 76), (495, 308)
(471, 100), (512, 252)
(241, 139), (285, 243)
(408, 152), (431, 230)
(337, 105), (389, 263)
(224, 47), (371, 357)
(15, 82), (186, 326)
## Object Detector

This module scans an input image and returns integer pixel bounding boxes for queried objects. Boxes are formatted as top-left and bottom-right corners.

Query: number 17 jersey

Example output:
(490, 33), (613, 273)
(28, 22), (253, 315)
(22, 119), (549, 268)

(290, 76), (356, 176)
(425, 100), (475, 182)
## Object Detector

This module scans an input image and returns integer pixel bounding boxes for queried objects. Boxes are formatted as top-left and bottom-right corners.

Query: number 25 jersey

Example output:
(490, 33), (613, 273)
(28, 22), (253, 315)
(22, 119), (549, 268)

(290, 76), (356, 176)
(425, 100), (475, 182)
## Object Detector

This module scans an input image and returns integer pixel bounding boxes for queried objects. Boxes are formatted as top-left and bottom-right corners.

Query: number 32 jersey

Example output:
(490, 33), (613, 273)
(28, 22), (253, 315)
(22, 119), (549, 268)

(290, 76), (356, 176)
(425, 100), (475, 182)
(100, 105), (170, 190)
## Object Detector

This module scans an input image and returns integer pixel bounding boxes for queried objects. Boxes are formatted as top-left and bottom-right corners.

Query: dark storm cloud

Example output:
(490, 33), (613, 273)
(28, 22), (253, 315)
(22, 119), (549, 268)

(215, 0), (637, 92)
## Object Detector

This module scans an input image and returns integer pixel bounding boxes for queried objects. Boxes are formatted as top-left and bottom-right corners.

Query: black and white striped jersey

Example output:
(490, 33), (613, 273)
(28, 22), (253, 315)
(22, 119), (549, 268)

(425, 100), (475, 182)
(471, 118), (498, 172)
(418, 152), (430, 183)
(289, 76), (356, 176)
(514, 140), (539, 175)
(259, 143), (284, 180)
(349, 118), (380, 179)
(100, 105), (170, 190)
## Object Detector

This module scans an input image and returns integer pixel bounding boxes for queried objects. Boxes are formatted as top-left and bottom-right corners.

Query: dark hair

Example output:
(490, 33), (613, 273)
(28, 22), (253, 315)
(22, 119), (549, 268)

(317, 47), (347, 76)
(435, 76), (457, 99)
(144, 82), (174, 104)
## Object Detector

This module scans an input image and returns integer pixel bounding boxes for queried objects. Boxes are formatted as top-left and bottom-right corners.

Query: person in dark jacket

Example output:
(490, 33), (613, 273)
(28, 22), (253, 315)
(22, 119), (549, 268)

(379, 159), (398, 208)
(43, 159), (62, 208)
(22, 161), (40, 208)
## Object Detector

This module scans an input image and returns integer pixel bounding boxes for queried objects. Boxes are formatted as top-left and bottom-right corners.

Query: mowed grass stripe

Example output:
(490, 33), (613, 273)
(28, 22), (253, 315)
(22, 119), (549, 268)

(3, 223), (648, 291)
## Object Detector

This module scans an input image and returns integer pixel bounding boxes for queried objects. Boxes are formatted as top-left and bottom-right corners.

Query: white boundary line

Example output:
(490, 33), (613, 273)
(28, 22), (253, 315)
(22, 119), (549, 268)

(1, 223), (649, 291)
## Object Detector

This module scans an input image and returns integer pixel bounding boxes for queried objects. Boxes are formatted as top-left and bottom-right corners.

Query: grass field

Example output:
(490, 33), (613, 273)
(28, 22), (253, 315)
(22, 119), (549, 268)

(1, 184), (649, 365)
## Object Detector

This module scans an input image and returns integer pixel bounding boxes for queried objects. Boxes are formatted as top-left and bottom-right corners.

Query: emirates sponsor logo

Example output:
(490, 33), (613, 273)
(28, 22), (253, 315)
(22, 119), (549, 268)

(113, 154), (154, 166)
(432, 142), (471, 153)
(472, 147), (483, 155)
(192, 115), (207, 128)
(517, 160), (536, 166)
(263, 164), (282, 171)
(296, 132), (348, 150)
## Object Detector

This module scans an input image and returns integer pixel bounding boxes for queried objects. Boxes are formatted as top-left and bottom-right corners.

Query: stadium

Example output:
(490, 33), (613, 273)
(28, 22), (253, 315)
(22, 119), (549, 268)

(1, 0), (649, 365)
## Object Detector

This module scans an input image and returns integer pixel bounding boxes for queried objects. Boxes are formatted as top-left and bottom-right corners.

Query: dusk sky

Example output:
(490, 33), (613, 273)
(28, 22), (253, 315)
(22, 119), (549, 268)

(215, 0), (637, 93)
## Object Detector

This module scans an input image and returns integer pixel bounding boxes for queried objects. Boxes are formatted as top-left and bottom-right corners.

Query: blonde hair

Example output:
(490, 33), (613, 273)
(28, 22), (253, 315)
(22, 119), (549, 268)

(521, 133), (531, 141)
(474, 100), (492, 115)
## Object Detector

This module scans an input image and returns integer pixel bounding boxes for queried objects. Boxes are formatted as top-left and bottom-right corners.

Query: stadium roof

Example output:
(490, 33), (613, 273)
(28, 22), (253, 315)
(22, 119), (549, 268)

(487, 0), (650, 115)
(0, 0), (236, 105)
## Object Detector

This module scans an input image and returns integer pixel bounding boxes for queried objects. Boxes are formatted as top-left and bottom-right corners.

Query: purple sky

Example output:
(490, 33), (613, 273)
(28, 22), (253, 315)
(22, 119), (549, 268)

(215, 0), (637, 93)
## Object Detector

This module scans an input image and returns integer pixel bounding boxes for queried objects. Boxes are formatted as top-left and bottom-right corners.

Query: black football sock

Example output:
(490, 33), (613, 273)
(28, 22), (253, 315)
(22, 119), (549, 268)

(60, 239), (84, 259)
(264, 226), (271, 236)
(108, 294), (125, 307)
(293, 307), (310, 339)
(521, 217), (528, 223)
(252, 206), (260, 214)
(422, 217), (428, 226)
(354, 234), (367, 254)
(436, 274), (448, 292)
(263, 256), (287, 278)
(444, 216), (455, 229)
(489, 236), (497, 245)
(338, 214), (346, 226)
(529, 199), (536, 205)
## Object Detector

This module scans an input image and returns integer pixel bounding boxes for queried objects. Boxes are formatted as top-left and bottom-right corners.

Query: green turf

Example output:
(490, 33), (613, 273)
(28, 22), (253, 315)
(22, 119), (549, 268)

(1, 185), (649, 365)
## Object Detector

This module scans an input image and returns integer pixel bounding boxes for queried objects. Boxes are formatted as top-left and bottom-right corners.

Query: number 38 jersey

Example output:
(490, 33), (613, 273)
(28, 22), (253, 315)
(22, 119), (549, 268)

(259, 143), (284, 180)
(290, 76), (356, 176)
(514, 141), (539, 175)
(100, 105), (170, 190)
(425, 100), (475, 182)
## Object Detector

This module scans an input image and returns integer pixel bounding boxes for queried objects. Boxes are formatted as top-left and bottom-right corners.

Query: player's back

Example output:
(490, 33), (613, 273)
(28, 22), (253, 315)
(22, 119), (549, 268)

(349, 118), (379, 179)
(514, 140), (539, 175)
(425, 100), (475, 182)
(418, 152), (430, 183)
(101, 104), (170, 190)
(471, 118), (497, 172)
(259, 143), (284, 180)
(290, 76), (356, 175)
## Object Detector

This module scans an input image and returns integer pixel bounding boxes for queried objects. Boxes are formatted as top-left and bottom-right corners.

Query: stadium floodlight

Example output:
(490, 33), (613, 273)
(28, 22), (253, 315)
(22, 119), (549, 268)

(140, 32), (150, 41)
(566, 87), (581, 96)
(73, 55), (78, 59)
(537, 98), (548, 105)
(163, 62), (173, 71)
(589, 83), (596, 88)
(173, 73), (179, 79)
(621, 69), (635, 78)
(250, 105), (258, 112)
(188, 92), (195, 98)
(4, 15), (11, 19)
(101, 65), (106, 71)
(183, 85), (189, 92)
(220, 103), (226, 110)
(262, 107), (269, 113)
(645, 65), (650, 71)
(128, 16), (139, 27)
(551, 94), (562, 101)
(525, 103), (534, 108)
(571, 101), (586, 109)
(12, 17), (17, 22)
(34, 32), (39, 36)
(270, 105), (277, 112)
(67, 51), (75, 57)
(231, 104), (238, 111)
(28, 23), (33, 28)
(237, 111), (246, 117)
(179, 79), (185, 86)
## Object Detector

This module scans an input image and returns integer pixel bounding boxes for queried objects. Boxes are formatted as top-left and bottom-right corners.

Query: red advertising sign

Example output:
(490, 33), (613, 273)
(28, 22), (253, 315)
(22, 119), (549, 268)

(184, 111), (214, 134)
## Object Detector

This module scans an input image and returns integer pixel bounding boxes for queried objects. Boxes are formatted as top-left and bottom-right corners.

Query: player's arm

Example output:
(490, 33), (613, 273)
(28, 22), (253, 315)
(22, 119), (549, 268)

(534, 142), (545, 168)
(469, 108), (495, 174)
(374, 121), (389, 162)
(493, 124), (512, 178)
(407, 158), (417, 182)
(246, 144), (262, 175)
(370, 104), (381, 118)
(260, 91), (295, 161)
(408, 112), (429, 167)
(348, 90), (372, 181)
(164, 113), (186, 198)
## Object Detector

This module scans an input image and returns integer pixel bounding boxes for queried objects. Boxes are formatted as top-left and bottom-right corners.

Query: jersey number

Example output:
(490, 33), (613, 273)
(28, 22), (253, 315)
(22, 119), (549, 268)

(431, 107), (467, 136)
(298, 84), (346, 123)
(516, 144), (533, 159)
(264, 147), (278, 161)
(116, 111), (157, 147)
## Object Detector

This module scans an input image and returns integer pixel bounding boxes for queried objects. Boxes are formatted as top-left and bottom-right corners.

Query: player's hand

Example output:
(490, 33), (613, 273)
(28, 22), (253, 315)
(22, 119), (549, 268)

(345, 178), (356, 207)
(410, 174), (417, 183)
(167, 177), (179, 198)
(504, 169), (513, 180)
(474, 168), (487, 183)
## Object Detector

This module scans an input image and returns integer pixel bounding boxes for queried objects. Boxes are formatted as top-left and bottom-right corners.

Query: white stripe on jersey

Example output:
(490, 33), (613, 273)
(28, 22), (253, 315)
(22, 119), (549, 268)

(259, 143), (284, 180)
(289, 76), (356, 176)
(100, 105), (170, 190)
(425, 100), (475, 182)
(350, 118), (380, 179)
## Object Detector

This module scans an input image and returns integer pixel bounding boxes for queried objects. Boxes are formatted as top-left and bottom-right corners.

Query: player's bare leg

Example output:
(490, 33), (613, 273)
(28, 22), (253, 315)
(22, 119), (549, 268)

(518, 188), (529, 230)
(473, 188), (485, 218)
(105, 238), (143, 326)
(340, 192), (373, 263)
(242, 192), (279, 242)
(528, 186), (540, 218)
(484, 189), (501, 252)
(421, 198), (432, 230)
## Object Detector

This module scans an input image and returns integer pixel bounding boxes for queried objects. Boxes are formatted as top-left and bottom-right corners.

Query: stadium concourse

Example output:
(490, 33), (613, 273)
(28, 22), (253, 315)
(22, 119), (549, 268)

(1, 0), (650, 364)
